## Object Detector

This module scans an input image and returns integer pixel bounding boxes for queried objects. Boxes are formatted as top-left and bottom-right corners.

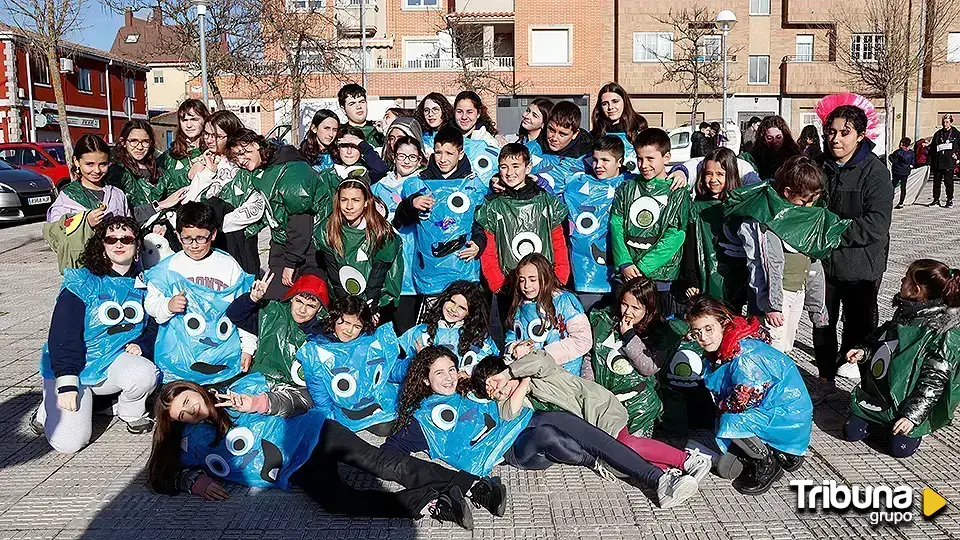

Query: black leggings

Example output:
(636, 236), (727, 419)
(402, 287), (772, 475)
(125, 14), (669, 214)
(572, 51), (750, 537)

(812, 278), (880, 381)
(504, 411), (662, 487)
(293, 419), (477, 518)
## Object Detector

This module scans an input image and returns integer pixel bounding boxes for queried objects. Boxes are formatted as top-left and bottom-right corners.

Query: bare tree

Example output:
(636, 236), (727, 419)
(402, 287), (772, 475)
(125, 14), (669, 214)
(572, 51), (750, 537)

(835, 0), (960, 147)
(650, 5), (736, 126)
(438, 13), (525, 97)
(5, 0), (86, 161)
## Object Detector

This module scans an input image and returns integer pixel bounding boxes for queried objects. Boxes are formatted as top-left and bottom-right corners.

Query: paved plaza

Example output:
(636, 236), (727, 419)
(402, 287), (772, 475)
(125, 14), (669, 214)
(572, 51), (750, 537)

(0, 202), (958, 540)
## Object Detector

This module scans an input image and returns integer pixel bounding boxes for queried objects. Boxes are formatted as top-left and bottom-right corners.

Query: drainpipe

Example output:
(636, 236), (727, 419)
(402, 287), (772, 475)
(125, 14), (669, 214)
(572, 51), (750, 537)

(106, 60), (114, 144)
(25, 47), (36, 142)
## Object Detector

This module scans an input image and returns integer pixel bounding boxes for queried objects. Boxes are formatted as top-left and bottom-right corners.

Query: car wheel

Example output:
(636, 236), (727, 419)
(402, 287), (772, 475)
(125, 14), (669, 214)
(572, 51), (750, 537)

(56, 178), (70, 191)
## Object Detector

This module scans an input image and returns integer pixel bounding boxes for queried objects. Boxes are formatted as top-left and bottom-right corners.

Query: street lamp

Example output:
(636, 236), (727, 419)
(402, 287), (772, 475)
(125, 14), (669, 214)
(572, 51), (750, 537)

(716, 9), (737, 136)
(191, 0), (210, 107)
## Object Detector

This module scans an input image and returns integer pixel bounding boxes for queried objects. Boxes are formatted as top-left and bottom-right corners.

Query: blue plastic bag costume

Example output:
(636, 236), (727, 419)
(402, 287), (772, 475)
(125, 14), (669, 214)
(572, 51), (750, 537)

(507, 290), (586, 375)
(704, 338), (813, 456)
(564, 171), (628, 293)
(146, 253), (254, 385)
(311, 154), (334, 174)
(179, 372), (328, 490)
(399, 323), (499, 375)
(463, 138), (500, 185)
(422, 132), (436, 154)
(526, 142), (588, 197)
(610, 132), (638, 174)
(402, 175), (488, 295)
(297, 324), (404, 432)
(39, 268), (147, 384)
(371, 175), (417, 296)
(414, 392), (532, 476)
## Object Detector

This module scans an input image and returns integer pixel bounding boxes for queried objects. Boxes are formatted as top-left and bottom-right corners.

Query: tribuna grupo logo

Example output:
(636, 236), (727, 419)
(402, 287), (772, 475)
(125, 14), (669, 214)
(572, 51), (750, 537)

(790, 480), (948, 526)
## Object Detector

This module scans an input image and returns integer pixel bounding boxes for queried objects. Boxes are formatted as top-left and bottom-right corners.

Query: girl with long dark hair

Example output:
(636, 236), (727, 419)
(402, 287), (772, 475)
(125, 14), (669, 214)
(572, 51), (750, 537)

(453, 91), (502, 147)
(514, 97), (554, 144)
(415, 92), (454, 153)
(739, 115), (801, 180)
(299, 109), (340, 171)
(158, 99), (209, 196)
(107, 120), (187, 225)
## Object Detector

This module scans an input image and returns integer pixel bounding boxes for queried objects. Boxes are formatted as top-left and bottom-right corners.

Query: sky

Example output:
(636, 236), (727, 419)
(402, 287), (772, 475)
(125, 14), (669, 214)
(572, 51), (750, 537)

(66, 6), (151, 53)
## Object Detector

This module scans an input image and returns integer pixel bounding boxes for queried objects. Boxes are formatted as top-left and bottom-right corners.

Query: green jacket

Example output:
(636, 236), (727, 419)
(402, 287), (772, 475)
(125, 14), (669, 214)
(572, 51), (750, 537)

(105, 163), (162, 208)
(610, 177), (690, 281)
(252, 159), (322, 245)
(356, 121), (385, 147)
(157, 147), (203, 197)
(43, 212), (94, 274)
(475, 190), (567, 273)
(254, 300), (327, 385)
(313, 220), (402, 308)
(215, 167), (269, 238)
(682, 198), (748, 303)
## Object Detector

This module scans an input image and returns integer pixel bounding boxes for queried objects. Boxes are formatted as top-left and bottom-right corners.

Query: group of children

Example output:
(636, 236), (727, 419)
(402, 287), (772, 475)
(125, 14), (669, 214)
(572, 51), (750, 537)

(32, 81), (960, 529)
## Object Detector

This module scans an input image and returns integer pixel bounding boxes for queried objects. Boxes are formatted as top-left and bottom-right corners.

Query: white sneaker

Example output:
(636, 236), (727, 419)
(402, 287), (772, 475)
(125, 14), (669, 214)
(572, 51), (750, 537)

(657, 468), (699, 509)
(590, 459), (619, 483)
(836, 361), (861, 381)
(683, 448), (712, 483)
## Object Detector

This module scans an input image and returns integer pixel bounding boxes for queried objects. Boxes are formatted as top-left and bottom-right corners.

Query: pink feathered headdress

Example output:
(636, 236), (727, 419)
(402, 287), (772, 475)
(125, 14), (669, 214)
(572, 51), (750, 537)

(815, 93), (881, 140)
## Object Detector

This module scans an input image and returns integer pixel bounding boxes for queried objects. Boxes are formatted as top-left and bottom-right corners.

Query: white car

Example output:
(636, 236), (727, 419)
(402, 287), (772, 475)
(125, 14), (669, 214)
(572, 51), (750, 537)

(667, 121), (741, 164)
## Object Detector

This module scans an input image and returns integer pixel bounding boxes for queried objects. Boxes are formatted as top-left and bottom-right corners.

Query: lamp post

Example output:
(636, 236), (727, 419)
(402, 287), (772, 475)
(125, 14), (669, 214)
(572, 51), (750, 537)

(192, 0), (210, 107)
(716, 10), (737, 136)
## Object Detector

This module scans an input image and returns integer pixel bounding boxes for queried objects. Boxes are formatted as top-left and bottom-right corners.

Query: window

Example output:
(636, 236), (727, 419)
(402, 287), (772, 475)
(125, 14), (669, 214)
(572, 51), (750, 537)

(749, 55), (769, 84)
(404, 39), (441, 68)
(77, 68), (92, 92)
(124, 34), (140, 43)
(153, 70), (164, 84)
(125, 76), (135, 100)
(750, 0), (770, 15)
(633, 32), (673, 62)
(669, 130), (690, 150)
(801, 112), (822, 132)
(287, 0), (324, 11)
(697, 35), (721, 62)
(948, 33), (960, 62)
(166, 130), (174, 148)
(403, 0), (438, 8)
(530, 27), (571, 65)
(100, 72), (106, 95)
(795, 35), (814, 62)
(851, 33), (884, 62)
(30, 55), (50, 85)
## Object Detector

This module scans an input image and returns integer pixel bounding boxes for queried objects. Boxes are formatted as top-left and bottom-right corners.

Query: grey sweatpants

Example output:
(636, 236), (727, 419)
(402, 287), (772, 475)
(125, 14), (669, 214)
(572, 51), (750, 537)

(38, 353), (160, 453)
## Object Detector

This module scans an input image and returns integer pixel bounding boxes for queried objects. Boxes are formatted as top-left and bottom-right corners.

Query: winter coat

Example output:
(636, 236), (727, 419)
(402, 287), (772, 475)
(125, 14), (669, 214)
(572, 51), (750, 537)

(929, 127), (960, 172)
(888, 148), (915, 178)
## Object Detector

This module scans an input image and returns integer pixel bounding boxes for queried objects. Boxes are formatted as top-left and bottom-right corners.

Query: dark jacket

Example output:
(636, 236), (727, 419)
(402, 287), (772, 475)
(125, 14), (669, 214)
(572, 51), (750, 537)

(819, 139), (893, 282)
(930, 127), (960, 171)
(537, 128), (594, 160)
(265, 145), (314, 267)
(888, 148), (915, 178)
(226, 292), (326, 336)
(691, 131), (711, 158)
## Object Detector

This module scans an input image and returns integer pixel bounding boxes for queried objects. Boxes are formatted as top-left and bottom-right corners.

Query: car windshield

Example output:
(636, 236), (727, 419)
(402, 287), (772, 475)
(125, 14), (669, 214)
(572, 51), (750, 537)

(44, 145), (66, 163)
(0, 159), (14, 171)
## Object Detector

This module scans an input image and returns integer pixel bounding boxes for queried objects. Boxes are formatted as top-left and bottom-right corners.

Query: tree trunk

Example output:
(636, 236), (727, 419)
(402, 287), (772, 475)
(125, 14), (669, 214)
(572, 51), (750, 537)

(290, 75), (302, 144)
(884, 94), (894, 154)
(45, 44), (73, 165)
(210, 77), (227, 111)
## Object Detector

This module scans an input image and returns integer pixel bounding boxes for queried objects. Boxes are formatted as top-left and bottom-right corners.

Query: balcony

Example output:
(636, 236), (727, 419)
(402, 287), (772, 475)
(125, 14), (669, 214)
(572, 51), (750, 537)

(336, 0), (381, 38)
(370, 55), (514, 72)
(780, 55), (846, 96)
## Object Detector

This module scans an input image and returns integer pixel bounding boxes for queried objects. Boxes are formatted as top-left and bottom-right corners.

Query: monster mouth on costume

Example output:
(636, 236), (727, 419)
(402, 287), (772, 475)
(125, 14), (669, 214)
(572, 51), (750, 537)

(190, 362), (229, 375)
(469, 413), (497, 446)
(432, 234), (468, 258)
(199, 337), (219, 347)
(615, 383), (647, 403)
(259, 440), (283, 483)
(107, 323), (135, 335)
(626, 235), (659, 251)
(590, 243), (607, 265)
(341, 402), (383, 421)
(857, 400), (884, 413)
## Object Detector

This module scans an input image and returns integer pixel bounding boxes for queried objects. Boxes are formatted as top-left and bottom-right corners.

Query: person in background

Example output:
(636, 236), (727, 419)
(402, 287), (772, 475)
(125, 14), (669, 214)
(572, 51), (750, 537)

(513, 97), (554, 145)
(740, 116), (762, 154)
(740, 116), (802, 180)
(798, 125), (823, 161)
(415, 92), (454, 153)
(690, 123), (713, 159)
(710, 122), (724, 149)
(338, 83), (384, 147)
(590, 82), (647, 173)
(889, 137), (915, 209)
(329, 125), (390, 183)
(381, 117), (423, 167)
(928, 114), (959, 208)
(159, 99), (209, 197)
(379, 107), (416, 136)
(914, 138), (929, 167)
(300, 109), (340, 172)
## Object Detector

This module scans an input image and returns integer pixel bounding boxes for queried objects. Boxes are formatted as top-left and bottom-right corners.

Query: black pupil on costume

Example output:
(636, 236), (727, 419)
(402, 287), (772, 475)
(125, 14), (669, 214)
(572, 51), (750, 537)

(187, 318), (201, 330)
(440, 409), (455, 422)
(219, 321), (229, 334)
(452, 195), (466, 208)
(123, 307), (136, 319)
(581, 216), (594, 229)
(232, 439), (246, 452)
(374, 371), (382, 384)
(107, 307), (121, 320)
(533, 323), (546, 336)
(338, 379), (351, 391)
(478, 157), (489, 168)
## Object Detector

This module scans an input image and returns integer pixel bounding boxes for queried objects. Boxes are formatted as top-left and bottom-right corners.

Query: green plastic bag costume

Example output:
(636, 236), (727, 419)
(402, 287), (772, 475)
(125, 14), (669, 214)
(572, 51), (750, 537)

(213, 167), (269, 238)
(254, 300), (328, 386)
(724, 182), (850, 260)
(689, 199), (748, 304)
(251, 161), (323, 245)
(105, 164), (162, 208)
(588, 308), (662, 437)
(313, 221), (402, 308)
(610, 178), (690, 281)
(850, 304), (960, 438)
(475, 192), (568, 273)
(157, 147), (204, 196)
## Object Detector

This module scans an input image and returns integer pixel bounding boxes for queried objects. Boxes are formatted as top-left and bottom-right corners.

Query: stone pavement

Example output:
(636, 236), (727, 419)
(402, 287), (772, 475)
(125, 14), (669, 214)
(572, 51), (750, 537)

(0, 202), (958, 540)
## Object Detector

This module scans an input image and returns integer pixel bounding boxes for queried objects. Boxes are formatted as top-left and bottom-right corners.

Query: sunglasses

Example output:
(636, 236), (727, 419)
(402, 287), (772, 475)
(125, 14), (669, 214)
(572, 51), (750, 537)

(103, 236), (136, 245)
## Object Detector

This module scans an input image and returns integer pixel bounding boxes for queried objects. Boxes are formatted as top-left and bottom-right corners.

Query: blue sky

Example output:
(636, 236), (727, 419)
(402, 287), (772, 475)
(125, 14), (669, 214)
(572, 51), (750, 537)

(67, 7), (150, 53)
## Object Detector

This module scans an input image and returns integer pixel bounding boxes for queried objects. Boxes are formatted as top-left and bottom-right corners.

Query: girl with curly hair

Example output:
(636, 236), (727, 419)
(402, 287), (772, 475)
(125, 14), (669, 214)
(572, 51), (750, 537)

(35, 215), (160, 453)
(453, 91), (503, 147)
(739, 115), (801, 180)
(415, 92), (454, 153)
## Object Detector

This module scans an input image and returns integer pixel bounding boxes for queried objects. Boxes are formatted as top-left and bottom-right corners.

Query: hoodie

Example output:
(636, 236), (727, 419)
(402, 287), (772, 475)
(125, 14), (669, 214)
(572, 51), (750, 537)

(387, 117), (423, 146)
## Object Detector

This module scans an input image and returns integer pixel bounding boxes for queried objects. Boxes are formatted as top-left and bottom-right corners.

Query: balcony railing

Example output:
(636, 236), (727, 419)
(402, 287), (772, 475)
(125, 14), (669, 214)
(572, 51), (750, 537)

(370, 55), (514, 71)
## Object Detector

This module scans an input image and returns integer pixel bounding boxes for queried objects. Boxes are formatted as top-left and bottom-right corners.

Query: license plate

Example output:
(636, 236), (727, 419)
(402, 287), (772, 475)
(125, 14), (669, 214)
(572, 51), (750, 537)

(27, 195), (51, 205)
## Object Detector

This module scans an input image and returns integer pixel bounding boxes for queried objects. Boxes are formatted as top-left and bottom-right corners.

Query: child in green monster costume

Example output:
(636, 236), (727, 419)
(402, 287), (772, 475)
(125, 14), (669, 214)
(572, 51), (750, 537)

(157, 99), (209, 197)
(610, 128), (689, 315)
(845, 259), (960, 458)
(338, 83), (385, 147)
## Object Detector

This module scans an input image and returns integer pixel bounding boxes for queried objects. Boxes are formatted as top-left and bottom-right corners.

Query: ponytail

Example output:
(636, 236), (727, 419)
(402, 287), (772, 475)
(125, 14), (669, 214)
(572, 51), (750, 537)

(906, 259), (960, 308)
(945, 269), (960, 308)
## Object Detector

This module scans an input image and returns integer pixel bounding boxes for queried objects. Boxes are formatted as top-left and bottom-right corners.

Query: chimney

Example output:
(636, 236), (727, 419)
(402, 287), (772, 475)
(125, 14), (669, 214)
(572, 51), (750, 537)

(124, 8), (133, 27)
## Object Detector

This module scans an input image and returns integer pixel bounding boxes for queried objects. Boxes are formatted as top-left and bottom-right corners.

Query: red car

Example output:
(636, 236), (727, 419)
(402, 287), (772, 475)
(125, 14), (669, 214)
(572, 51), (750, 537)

(0, 142), (71, 190)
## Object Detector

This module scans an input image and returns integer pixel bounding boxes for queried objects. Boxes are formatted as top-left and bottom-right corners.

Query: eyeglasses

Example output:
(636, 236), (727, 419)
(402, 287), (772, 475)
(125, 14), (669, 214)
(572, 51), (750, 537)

(423, 106), (442, 115)
(395, 153), (420, 164)
(179, 234), (212, 245)
(126, 140), (151, 148)
(103, 236), (136, 245)
(203, 131), (227, 141)
(688, 324), (717, 341)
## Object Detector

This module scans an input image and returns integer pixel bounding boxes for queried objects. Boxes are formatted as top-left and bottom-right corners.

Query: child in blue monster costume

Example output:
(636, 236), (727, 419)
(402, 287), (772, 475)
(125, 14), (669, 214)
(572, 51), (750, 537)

(149, 371), (505, 530)
(37, 216), (160, 453)
(399, 281), (499, 375)
(525, 101), (592, 196)
(463, 137), (501, 186)
(685, 295), (812, 496)
(564, 135), (633, 312)
(296, 296), (405, 436)
(506, 254), (591, 376)
(393, 126), (488, 298)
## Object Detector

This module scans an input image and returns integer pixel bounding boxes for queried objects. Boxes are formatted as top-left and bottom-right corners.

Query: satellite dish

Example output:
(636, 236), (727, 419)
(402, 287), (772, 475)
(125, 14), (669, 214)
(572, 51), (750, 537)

(437, 30), (452, 51)
(34, 114), (48, 128)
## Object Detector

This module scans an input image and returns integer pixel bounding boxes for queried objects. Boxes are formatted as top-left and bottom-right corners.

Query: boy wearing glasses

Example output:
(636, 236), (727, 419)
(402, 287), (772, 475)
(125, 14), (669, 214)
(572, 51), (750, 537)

(145, 202), (257, 384)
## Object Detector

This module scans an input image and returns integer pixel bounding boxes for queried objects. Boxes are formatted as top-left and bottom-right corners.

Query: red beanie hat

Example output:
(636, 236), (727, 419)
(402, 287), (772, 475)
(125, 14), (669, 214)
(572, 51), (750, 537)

(281, 274), (330, 306)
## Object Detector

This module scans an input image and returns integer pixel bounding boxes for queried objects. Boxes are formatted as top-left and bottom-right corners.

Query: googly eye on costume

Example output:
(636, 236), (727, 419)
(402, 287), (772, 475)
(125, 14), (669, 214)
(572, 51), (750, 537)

(575, 212), (600, 235)
(339, 266), (367, 296)
(538, 172), (556, 190)
(472, 154), (495, 177)
(511, 232), (543, 259)
(466, 392), (491, 404)
(183, 313), (207, 337)
(870, 340), (899, 380)
(225, 427), (255, 456)
(205, 454), (230, 477)
(668, 349), (704, 385)
(460, 351), (479, 374)
(121, 301), (144, 324)
(605, 347), (635, 375)
(331, 372), (358, 398)
(290, 359), (306, 386)
(431, 404), (458, 431)
(446, 191), (472, 214)
(215, 317), (234, 341)
(372, 364), (384, 387)
(527, 318), (550, 343)
(97, 301), (124, 326)
(628, 197), (662, 229)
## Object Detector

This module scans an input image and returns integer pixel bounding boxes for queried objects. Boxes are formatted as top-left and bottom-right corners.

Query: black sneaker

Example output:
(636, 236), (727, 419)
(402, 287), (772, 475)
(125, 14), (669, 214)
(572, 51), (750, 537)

(732, 452), (783, 496)
(930, 200), (942, 207)
(432, 486), (474, 530)
(125, 417), (154, 434)
(469, 476), (507, 517)
(772, 449), (804, 473)
(29, 407), (43, 436)
(947, 200), (955, 208)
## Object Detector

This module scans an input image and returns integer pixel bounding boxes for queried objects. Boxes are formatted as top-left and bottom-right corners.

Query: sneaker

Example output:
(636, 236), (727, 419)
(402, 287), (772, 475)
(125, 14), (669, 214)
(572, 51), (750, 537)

(683, 448), (712, 483)
(836, 361), (861, 381)
(948, 200), (955, 208)
(590, 459), (619, 483)
(125, 417), (154, 434)
(929, 199), (942, 207)
(895, 204), (904, 209)
(432, 486), (474, 530)
(29, 406), (43, 436)
(772, 449), (805, 473)
(810, 379), (839, 405)
(656, 468), (699, 509)
(469, 476), (507, 517)
(732, 452), (783, 496)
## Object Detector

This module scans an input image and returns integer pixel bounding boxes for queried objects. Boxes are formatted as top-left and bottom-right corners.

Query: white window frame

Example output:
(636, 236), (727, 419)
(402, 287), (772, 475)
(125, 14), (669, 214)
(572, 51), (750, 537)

(125, 76), (136, 101)
(697, 35), (722, 62)
(750, 0), (771, 16)
(152, 70), (164, 84)
(286, 0), (325, 12)
(851, 33), (884, 63)
(795, 34), (814, 62)
(748, 55), (770, 85)
(77, 67), (92, 93)
(401, 0), (440, 11)
(948, 33), (960, 63)
(633, 32), (673, 63)
(403, 38), (442, 69)
(528, 26), (573, 66)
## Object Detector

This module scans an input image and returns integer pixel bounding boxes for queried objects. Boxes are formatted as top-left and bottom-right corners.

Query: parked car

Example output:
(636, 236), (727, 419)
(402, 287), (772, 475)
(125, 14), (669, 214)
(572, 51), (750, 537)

(667, 120), (741, 164)
(0, 158), (57, 222)
(0, 142), (71, 190)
